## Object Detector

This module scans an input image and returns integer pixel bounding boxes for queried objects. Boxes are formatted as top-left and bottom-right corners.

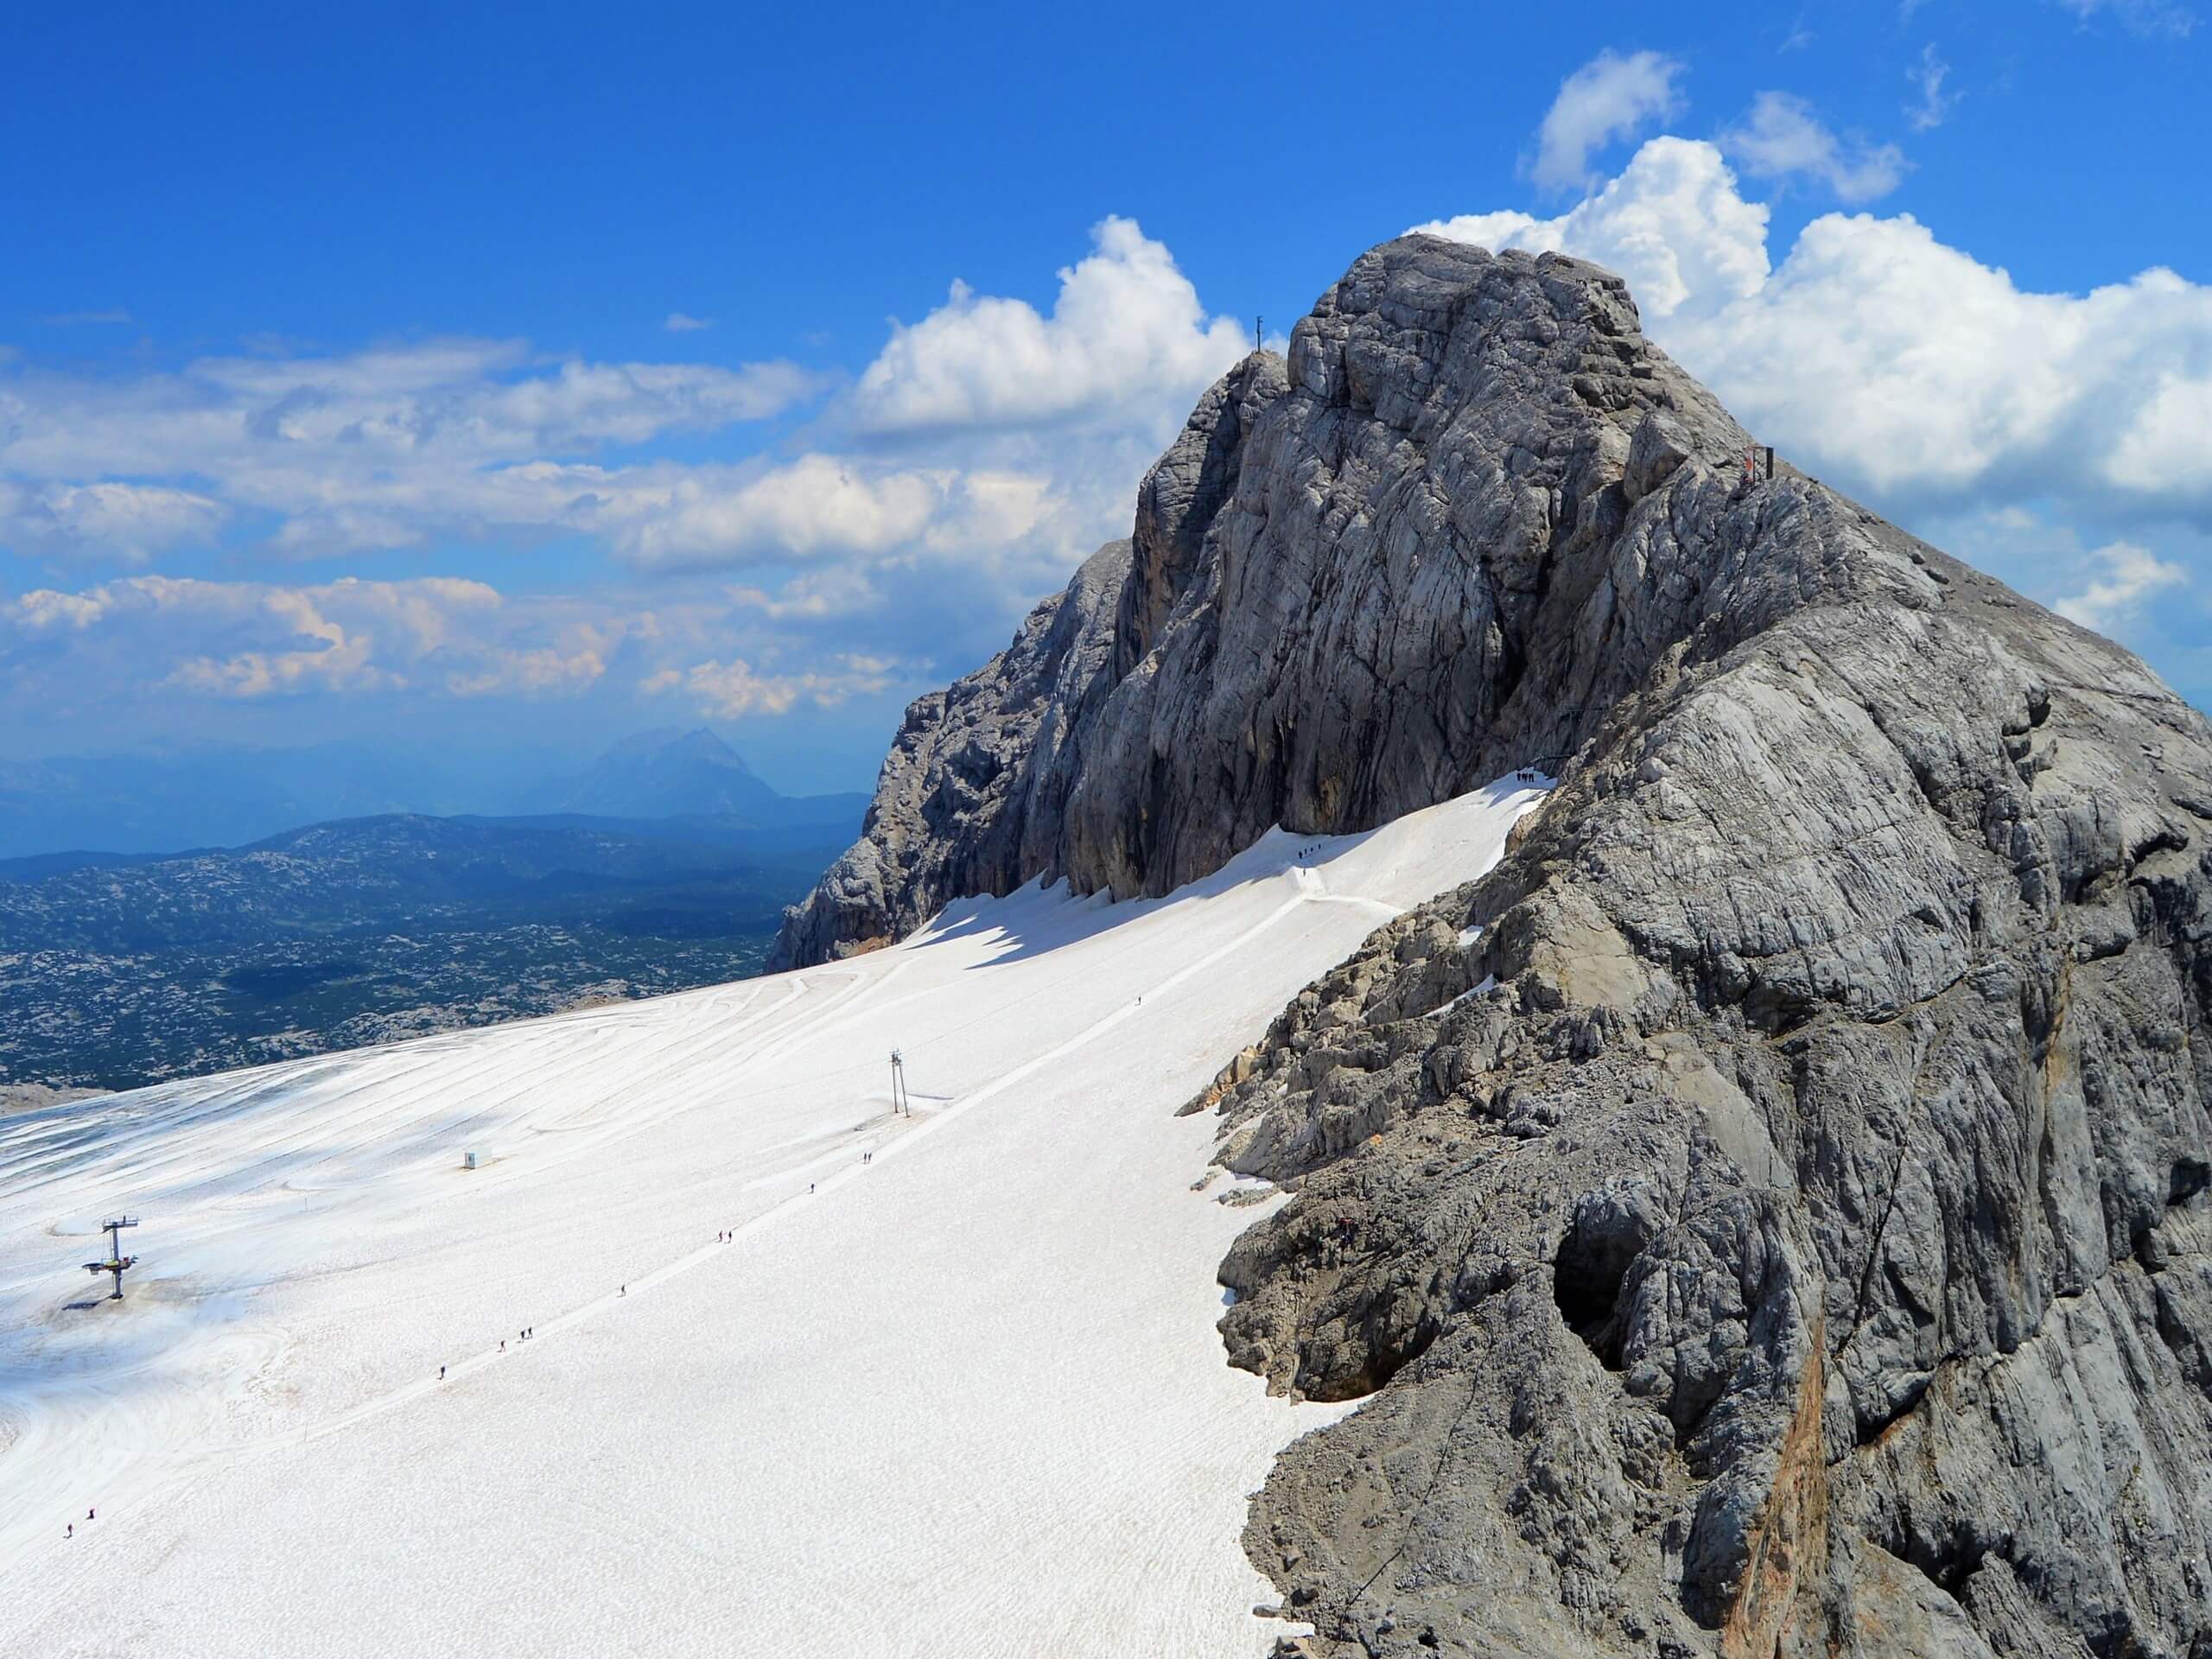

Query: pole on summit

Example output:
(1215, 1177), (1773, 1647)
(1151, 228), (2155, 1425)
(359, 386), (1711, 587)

(1254, 315), (1262, 353)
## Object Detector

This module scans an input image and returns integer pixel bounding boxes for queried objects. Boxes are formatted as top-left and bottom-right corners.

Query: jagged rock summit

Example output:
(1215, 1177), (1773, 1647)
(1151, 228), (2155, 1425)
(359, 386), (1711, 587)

(773, 236), (1758, 969)
(777, 236), (2212, 1657)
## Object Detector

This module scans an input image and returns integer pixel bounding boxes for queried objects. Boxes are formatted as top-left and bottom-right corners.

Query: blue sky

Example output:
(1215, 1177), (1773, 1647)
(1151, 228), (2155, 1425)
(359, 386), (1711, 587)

(3, 0), (2208, 794)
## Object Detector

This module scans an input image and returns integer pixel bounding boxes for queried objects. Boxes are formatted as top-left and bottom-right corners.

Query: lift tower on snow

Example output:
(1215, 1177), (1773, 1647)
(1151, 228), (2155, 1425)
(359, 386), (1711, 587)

(84, 1216), (139, 1300)
(890, 1049), (912, 1118)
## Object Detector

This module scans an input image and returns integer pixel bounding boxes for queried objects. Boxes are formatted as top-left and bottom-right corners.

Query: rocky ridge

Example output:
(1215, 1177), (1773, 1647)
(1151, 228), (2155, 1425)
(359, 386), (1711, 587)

(777, 236), (2212, 1657)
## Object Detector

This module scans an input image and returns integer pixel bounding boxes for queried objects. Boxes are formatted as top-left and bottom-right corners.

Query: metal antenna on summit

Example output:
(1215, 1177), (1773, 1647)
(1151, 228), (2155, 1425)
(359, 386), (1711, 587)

(889, 1049), (912, 1118)
(84, 1215), (139, 1301)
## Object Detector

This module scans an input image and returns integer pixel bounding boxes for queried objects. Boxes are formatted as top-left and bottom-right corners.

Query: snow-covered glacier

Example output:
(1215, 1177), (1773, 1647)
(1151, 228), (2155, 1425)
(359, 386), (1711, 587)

(0, 779), (1543, 1658)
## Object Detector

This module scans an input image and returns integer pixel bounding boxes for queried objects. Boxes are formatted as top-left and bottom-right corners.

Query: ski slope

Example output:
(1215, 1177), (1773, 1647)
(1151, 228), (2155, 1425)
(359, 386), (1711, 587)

(0, 779), (1545, 1658)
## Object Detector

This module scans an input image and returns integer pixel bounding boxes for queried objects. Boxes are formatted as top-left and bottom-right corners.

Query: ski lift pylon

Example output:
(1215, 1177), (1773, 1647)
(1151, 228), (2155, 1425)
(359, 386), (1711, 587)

(82, 1215), (140, 1301)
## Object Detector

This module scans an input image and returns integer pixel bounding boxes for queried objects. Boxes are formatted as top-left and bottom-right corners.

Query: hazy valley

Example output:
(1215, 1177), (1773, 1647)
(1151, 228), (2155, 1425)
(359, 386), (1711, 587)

(0, 731), (862, 1091)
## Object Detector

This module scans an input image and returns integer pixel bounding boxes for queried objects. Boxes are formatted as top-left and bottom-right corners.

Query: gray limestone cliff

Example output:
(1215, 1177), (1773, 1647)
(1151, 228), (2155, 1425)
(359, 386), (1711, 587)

(772, 235), (1751, 969)
(774, 236), (2212, 1658)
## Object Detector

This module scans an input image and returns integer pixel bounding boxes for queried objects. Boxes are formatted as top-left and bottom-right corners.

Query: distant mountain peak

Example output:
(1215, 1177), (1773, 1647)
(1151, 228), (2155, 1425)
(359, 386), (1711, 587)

(540, 727), (784, 821)
(590, 726), (752, 769)
(661, 728), (755, 772)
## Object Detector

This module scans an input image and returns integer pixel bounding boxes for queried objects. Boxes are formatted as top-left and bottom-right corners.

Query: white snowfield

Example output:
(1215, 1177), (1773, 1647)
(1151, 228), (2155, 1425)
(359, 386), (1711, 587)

(0, 779), (1544, 1658)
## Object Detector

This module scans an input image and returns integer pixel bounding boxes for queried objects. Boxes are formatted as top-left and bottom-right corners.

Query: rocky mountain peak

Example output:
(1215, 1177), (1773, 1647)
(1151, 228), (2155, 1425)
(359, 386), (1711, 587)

(772, 232), (2212, 1657)
(779, 236), (1880, 969)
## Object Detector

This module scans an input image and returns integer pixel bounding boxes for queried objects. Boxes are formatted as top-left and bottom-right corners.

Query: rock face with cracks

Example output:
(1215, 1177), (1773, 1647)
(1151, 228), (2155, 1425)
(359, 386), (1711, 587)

(773, 234), (1753, 966)
(779, 236), (2212, 1657)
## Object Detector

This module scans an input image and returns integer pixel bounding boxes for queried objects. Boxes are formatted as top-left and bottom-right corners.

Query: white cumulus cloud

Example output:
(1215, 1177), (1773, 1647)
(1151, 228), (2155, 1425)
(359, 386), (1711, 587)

(0, 480), (226, 563)
(2, 575), (625, 705)
(1415, 137), (2212, 529)
(0, 567), (935, 726)
(1720, 92), (1908, 202)
(642, 653), (897, 719)
(1528, 50), (1685, 193)
(849, 216), (1249, 436)
(2055, 542), (2190, 632)
(1412, 137), (1770, 321)
(599, 456), (953, 573)
(0, 341), (827, 563)
(0, 219), (1286, 709)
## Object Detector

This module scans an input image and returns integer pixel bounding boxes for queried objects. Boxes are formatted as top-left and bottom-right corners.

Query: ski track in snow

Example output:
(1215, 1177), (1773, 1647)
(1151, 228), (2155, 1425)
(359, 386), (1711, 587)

(0, 779), (1548, 1658)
